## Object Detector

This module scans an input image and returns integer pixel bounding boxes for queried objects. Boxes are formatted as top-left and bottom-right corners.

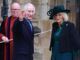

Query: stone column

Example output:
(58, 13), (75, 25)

(40, 0), (49, 20)
(33, 0), (52, 60)
(17, 0), (31, 4)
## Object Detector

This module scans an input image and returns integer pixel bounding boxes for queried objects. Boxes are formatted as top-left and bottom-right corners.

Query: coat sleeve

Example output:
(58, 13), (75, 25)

(12, 19), (23, 39)
(49, 22), (59, 51)
(49, 23), (54, 51)
(70, 23), (80, 50)
(0, 20), (5, 41)
(49, 30), (54, 51)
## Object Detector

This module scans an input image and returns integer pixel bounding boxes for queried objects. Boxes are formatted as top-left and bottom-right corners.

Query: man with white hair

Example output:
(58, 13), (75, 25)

(12, 3), (35, 60)
(0, 2), (21, 60)
(23, 3), (35, 20)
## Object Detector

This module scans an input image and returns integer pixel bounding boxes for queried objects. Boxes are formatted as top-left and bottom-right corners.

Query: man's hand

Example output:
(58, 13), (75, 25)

(2, 36), (9, 43)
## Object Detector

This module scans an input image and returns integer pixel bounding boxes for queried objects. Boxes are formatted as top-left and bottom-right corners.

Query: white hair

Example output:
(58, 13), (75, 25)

(62, 13), (69, 21)
(23, 3), (35, 12)
(53, 12), (69, 21)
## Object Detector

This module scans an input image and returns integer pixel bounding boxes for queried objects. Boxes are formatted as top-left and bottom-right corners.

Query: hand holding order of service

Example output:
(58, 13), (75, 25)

(2, 36), (9, 43)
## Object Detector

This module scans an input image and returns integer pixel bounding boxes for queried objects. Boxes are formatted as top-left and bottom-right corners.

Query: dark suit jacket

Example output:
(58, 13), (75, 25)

(12, 18), (34, 54)
(50, 21), (80, 53)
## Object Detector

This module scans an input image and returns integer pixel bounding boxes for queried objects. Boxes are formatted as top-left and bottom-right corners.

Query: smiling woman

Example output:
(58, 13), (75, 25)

(47, 5), (80, 60)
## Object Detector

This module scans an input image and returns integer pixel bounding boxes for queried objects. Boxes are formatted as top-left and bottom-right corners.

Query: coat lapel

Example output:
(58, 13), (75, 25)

(23, 19), (33, 33)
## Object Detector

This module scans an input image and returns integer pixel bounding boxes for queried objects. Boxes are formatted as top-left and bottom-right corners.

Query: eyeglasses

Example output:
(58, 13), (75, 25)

(11, 9), (20, 10)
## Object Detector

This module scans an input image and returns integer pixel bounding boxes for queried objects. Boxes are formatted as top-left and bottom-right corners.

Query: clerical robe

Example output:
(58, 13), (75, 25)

(0, 16), (16, 60)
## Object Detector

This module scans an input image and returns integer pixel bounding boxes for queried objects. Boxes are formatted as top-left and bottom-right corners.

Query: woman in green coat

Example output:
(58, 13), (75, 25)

(47, 5), (80, 60)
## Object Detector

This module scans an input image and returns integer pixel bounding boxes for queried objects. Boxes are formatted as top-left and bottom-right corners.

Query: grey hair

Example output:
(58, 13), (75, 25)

(62, 13), (69, 21)
(23, 3), (35, 12)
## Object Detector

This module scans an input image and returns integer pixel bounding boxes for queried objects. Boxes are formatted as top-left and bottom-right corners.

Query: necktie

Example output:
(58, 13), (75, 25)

(27, 20), (32, 31)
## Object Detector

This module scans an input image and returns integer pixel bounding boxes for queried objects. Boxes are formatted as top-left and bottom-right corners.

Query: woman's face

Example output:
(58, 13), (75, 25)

(53, 12), (64, 23)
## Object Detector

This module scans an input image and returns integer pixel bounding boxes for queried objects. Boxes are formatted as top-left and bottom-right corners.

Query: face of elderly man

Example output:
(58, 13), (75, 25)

(11, 3), (21, 17)
(24, 3), (35, 20)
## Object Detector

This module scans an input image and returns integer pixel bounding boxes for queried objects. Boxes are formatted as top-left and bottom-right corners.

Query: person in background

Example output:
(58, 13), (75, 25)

(47, 5), (80, 60)
(12, 3), (35, 60)
(0, 2), (21, 60)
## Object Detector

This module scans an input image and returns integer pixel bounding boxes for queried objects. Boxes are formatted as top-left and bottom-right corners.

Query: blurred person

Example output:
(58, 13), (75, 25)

(23, 3), (35, 20)
(0, 2), (21, 60)
(47, 5), (80, 60)
(12, 3), (35, 60)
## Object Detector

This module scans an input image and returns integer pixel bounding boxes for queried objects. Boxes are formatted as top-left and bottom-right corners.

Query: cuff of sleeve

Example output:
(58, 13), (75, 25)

(0, 33), (4, 41)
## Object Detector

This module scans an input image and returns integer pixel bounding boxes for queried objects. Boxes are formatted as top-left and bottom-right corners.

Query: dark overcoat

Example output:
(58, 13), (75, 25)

(49, 21), (80, 53)
(12, 18), (34, 60)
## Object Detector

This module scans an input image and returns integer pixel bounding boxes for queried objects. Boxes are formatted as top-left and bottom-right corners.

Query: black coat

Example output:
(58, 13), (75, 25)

(50, 21), (80, 53)
(12, 18), (34, 54)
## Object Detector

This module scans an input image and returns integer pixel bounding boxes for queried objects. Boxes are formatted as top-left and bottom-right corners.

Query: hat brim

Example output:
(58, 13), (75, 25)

(49, 10), (70, 19)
